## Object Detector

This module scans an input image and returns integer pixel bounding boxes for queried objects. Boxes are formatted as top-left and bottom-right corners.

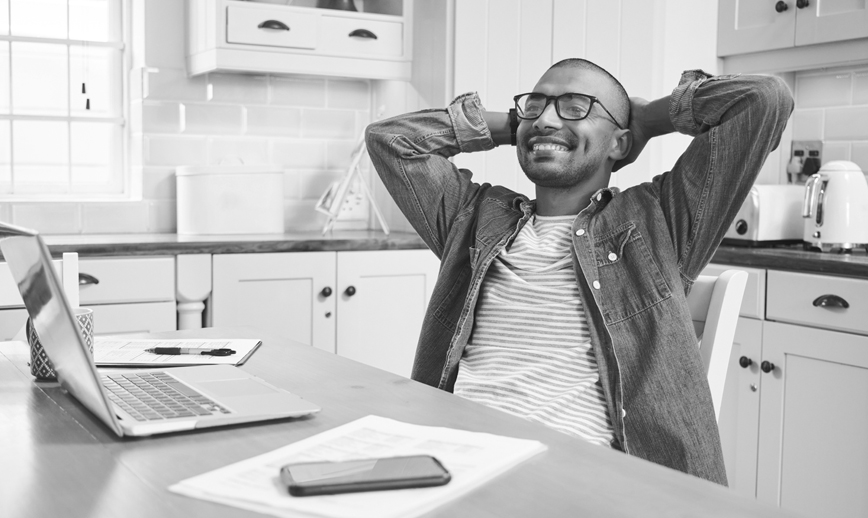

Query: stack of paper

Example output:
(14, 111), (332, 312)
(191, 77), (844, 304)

(170, 415), (547, 518)
(93, 338), (261, 367)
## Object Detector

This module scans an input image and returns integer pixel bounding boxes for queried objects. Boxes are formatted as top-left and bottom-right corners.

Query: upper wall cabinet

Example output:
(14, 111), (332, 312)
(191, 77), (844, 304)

(186, 0), (412, 80)
(718, 0), (868, 73)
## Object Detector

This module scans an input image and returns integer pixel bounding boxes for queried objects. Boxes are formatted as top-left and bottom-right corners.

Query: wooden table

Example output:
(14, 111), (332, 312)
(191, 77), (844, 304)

(0, 328), (797, 518)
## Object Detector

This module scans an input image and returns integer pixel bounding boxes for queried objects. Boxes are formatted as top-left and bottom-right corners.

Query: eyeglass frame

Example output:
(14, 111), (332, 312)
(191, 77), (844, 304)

(512, 92), (625, 130)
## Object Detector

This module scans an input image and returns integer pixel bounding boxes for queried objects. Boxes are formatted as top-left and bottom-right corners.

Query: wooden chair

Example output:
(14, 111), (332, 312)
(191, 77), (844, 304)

(687, 269), (748, 423)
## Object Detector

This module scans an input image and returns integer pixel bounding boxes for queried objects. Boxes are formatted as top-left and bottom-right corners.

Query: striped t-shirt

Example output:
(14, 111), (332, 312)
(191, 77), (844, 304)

(453, 213), (615, 446)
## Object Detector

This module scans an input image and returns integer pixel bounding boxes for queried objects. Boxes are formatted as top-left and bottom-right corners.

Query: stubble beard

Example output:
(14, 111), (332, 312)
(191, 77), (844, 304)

(517, 140), (608, 189)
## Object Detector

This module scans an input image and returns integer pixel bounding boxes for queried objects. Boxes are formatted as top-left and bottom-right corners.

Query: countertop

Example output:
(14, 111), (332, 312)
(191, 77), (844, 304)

(27, 232), (868, 280)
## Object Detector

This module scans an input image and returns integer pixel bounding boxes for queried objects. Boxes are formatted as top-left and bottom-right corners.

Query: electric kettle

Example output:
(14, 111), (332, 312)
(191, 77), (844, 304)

(802, 160), (868, 251)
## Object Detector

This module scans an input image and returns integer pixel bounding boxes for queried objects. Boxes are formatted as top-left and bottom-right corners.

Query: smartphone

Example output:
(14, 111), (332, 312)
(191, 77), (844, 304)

(279, 454), (451, 497)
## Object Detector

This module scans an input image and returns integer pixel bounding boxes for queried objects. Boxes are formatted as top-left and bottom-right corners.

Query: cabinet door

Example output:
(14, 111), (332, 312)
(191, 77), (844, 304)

(718, 0), (795, 56)
(86, 302), (177, 336)
(335, 249), (439, 378)
(718, 317), (763, 498)
(757, 321), (868, 518)
(212, 253), (337, 353)
(794, 0), (868, 46)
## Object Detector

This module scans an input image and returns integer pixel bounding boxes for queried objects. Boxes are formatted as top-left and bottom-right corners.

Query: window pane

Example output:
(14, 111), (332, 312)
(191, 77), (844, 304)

(69, 0), (113, 42)
(71, 122), (122, 192)
(0, 42), (9, 114)
(0, 121), (10, 193)
(13, 121), (69, 186)
(10, 0), (67, 39)
(70, 46), (120, 117)
(0, 0), (9, 35)
(12, 42), (68, 116)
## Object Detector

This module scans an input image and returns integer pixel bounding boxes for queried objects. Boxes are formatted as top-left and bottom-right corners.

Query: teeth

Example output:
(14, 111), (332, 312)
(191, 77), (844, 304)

(533, 143), (568, 152)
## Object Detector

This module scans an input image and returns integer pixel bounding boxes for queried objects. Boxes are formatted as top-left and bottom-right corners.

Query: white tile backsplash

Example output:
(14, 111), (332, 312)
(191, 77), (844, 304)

(271, 140), (328, 169)
(13, 203), (81, 234)
(791, 109), (824, 140)
(142, 101), (183, 133)
(208, 73), (269, 104)
(183, 103), (245, 135)
(270, 77), (328, 107)
(206, 138), (270, 165)
(146, 136), (209, 167)
(145, 68), (208, 102)
(301, 109), (358, 139)
(147, 200), (177, 233)
(327, 80), (371, 109)
(825, 106), (868, 141)
(851, 142), (868, 174)
(795, 71), (853, 108)
(246, 106), (302, 136)
(82, 203), (149, 233)
(822, 142), (850, 163)
(142, 167), (177, 200)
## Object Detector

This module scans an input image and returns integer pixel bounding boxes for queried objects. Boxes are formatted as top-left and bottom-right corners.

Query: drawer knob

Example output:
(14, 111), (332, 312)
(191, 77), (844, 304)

(258, 20), (290, 31)
(812, 294), (849, 309)
(761, 361), (775, 373)
(345, 286), (356, 297)
(739, 356), (753, 368)
(775, 1), (788, 12)
(320, 287), (333, 297)
(796, 0), (809, 8)
(348, 28), (378, 40)
(78, 273), (100, 286)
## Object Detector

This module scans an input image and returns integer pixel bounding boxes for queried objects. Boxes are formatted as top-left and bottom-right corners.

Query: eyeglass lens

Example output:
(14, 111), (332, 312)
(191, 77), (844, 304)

(516, 93), (593, 121)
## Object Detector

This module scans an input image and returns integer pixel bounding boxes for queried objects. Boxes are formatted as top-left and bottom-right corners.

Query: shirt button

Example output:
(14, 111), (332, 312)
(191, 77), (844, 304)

(593, 280), (601, 290)
(608, 252), (617, 261)
(596, 193), (603, 201)
(576, 229), (585, 236)
(622, 408), (627, 418)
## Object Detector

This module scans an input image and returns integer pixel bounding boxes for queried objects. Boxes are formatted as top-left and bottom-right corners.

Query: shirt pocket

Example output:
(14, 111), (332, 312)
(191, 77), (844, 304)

(594, 222), (672, 324)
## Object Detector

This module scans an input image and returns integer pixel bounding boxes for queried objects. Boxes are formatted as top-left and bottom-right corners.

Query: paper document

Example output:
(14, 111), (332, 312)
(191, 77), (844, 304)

(93, 338), (261, 367)
(170, 415), (547, 518)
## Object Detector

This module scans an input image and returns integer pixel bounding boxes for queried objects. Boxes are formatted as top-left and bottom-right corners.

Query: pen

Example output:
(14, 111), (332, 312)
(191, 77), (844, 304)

(145, 347), (236, 356)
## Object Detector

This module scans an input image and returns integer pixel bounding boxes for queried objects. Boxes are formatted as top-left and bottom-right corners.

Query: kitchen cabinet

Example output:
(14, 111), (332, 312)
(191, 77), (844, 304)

(718, 0), (868, 56)
(708, 263), (868, 517)
(0, 256), (177, 339)
(186, 0), (413, 80)
(211, 249), (440, 377)
(718, 0), (868, 73)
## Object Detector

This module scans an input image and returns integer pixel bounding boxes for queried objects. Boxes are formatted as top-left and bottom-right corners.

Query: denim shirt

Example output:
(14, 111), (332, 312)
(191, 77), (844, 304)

(365, 71), (793, 485)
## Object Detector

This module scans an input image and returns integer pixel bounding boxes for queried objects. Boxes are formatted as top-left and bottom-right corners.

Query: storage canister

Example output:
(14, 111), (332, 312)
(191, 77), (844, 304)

(176, 165), (284, 235)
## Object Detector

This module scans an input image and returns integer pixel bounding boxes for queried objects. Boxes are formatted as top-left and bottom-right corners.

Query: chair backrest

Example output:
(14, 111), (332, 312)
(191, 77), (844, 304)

(687, 269), (748, 423)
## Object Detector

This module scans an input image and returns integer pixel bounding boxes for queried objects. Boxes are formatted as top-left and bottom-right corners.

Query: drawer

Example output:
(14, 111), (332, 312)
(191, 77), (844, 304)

(319, 15), (403, 57)
(767, 270), (868, 336)
(226, 4), (318, 49)
(79, 257), (175, 305)
(701, 264), (766, 319)
(86, 301), (177, 336)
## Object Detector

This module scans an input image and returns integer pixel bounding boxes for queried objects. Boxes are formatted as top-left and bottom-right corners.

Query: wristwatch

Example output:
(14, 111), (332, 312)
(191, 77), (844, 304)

(508, 108), (518, 146)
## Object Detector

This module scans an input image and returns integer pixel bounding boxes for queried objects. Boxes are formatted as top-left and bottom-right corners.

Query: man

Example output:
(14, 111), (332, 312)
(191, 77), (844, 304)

(365, 59), (793, 485)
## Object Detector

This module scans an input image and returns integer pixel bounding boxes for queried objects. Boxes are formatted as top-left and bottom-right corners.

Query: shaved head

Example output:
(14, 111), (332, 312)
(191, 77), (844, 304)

(549, 58), (630, 129)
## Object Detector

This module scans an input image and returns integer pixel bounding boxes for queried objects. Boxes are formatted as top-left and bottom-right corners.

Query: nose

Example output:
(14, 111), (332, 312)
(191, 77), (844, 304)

(533, 100), (562, 131)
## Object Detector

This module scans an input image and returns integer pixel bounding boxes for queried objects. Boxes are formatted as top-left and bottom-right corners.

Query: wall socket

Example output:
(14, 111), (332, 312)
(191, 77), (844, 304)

(335, 175), (370, 222)
(789, 140), (823, 183)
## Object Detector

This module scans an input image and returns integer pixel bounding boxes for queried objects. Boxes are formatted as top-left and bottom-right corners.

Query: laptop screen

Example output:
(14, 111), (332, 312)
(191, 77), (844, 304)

(0, 225), (123, 436)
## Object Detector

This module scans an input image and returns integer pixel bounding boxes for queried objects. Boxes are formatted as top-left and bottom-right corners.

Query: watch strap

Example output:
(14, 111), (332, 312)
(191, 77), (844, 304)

(508, 108), (518, 146)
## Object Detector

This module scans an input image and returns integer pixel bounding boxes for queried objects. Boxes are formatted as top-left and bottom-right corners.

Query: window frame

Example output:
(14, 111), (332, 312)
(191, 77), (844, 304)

(0, 0), (132, 201)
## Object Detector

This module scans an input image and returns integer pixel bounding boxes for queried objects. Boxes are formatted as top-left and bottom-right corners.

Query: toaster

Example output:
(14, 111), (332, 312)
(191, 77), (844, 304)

(723, 185), (804, 245)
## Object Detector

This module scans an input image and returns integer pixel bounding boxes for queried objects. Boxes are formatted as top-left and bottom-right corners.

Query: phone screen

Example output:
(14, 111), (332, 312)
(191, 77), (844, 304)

(280, 455), (451, 496)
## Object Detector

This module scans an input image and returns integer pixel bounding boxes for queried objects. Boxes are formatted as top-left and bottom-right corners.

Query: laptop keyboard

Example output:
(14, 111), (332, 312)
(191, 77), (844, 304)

(101, 372), (232, 422)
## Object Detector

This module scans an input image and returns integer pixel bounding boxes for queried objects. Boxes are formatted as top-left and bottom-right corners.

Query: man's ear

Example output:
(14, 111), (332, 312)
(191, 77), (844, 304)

(609, 129), (632, 161)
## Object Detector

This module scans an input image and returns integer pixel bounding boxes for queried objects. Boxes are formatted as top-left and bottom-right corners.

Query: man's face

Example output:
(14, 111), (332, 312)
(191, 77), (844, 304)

(516, 67), (622, 190)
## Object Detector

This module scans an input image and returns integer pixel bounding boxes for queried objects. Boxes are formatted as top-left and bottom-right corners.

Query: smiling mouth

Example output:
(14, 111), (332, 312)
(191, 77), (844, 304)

(532, 143), (569, 152)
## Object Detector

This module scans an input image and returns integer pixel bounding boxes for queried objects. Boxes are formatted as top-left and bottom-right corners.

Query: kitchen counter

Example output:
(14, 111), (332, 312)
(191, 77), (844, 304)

(35, 230), (428, 258)
(712, 244), (868, 279)
(13, 232), (868, 280)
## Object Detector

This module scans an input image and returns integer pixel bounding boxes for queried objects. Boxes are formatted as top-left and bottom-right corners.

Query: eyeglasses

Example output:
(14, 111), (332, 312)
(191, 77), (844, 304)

(513, 92), (624, 129)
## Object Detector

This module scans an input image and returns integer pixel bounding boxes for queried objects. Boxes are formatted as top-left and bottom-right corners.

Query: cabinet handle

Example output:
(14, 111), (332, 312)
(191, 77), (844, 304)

(812, 294), (849, 309)
(796, 0), (809, 8)
(258, 20), (290, 31)
(775, 1), (788, 12)
(739, 356), (753, 368)
(78, 273), (100, 286)
(320, 287), (333, 297)
(348, 28), (377, 40)
(761, 361), (775, 373)
(345, 286), (356, 296)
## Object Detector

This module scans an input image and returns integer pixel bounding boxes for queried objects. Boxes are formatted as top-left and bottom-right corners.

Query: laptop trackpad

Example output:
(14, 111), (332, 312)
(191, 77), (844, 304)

(197, 379), (280, 397)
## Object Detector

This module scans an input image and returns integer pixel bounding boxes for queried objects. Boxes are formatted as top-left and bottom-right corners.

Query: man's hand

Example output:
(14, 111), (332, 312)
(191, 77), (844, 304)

(613, 95), (675, 172)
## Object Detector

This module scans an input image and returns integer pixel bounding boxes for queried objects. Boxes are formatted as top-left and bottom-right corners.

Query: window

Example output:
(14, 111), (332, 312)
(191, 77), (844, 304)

(0, 0), (127, 200)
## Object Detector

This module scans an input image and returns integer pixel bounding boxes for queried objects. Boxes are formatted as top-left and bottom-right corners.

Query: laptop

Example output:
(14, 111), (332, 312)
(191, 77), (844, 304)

(0, 222), (320, 437)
